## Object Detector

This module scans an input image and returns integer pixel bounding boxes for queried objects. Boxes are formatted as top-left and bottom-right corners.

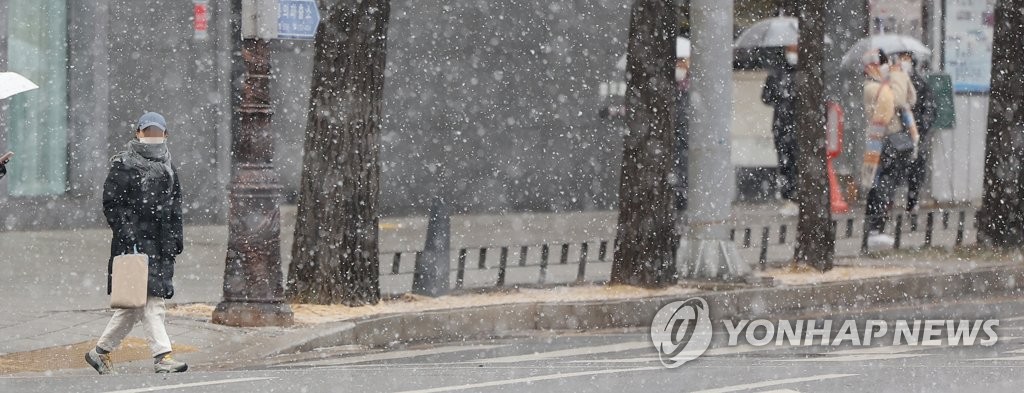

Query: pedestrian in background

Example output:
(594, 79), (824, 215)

(85, 112), (187, 375)
(761, 44), (800, 216)
(861, 50), (915, 248)
(673, 48), (691, 212)
(895, 52), (937, 212)
(0, 151), (10, 180)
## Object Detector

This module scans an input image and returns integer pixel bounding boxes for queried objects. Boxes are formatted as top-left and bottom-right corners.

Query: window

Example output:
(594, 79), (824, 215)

(6, 0), (68, 196)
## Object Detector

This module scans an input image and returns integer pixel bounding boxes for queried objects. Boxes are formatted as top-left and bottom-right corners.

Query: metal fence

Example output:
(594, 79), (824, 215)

(376, 207), (980, 294)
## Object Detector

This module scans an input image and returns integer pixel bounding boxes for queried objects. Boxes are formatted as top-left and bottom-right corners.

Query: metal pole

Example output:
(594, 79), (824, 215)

(212, 1), (292, 326)
(683, 0), (747, 281)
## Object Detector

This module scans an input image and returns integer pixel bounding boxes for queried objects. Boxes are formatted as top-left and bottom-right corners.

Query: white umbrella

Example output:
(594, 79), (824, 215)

(840, 34), (931, 69)
(734, 17), (798, 48)
(614, 36), (690, 71)
(0, 72), (38, 99)
(676, 36), (690, 58)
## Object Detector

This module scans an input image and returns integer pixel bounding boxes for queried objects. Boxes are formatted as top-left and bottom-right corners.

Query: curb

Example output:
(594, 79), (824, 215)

(212, 264), (1024, 364)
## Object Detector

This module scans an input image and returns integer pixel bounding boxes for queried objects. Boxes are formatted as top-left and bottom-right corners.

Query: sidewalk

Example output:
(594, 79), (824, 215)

(0, 202), (1006, 375)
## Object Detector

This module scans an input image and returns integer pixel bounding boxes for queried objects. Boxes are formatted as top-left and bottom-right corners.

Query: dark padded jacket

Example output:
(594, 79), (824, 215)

(102, 155), (183, 299)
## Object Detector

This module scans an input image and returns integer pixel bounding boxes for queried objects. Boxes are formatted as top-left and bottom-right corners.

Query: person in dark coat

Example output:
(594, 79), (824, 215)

(761, 44), (800, 215)
(895, 52), (937, 212)
(85, 112), (188, 375)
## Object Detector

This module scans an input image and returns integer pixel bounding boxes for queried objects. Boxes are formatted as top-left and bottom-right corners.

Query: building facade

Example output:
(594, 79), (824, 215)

(0, 0), (632, 230)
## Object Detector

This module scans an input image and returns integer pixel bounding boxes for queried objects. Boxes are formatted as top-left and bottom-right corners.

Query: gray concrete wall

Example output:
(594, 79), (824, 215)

(104, 0), (233, 222)
(1, 0), (633, 229)
(269, 0), (632, 216)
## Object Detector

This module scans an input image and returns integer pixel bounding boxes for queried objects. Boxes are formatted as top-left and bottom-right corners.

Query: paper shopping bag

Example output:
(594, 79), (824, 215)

(110, 252), (148, 309)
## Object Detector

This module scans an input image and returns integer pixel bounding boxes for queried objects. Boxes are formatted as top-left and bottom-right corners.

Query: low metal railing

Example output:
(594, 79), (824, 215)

(376, 207), (979, 291)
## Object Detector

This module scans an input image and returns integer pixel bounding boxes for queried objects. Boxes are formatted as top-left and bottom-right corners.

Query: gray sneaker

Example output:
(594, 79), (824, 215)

(154, 355), (188, 373)
(85, 349), (113, 375)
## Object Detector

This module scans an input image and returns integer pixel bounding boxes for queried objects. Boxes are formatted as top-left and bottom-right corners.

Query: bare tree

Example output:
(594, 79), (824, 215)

(793, 0), (835, 270)
(979, 0), (1024, 247)
(611, 0), (678, 288)
(287, 0), (391, 305)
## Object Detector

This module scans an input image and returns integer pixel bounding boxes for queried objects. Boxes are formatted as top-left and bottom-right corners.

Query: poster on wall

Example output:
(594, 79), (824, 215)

(869, 0), (922, 37)
(944, 0), (995, 93)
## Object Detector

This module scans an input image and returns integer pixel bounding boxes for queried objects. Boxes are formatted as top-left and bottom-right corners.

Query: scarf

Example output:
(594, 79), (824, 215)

(121, 140), (174, 186)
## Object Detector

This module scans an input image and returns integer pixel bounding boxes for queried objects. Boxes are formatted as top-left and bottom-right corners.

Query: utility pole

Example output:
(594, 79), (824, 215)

(212, 0), (293, 327)
(683, 0), (748, 281)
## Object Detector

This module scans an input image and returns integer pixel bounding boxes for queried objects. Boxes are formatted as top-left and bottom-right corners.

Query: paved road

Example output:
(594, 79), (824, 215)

(6, 294), (1024, 392)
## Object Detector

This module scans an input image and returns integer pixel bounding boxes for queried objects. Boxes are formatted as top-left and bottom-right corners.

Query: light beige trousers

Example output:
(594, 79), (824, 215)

(97, 296), (172, 356)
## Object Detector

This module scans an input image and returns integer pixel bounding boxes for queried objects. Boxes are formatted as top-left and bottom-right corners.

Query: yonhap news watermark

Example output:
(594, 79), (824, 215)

(650, 296), (1000, 368)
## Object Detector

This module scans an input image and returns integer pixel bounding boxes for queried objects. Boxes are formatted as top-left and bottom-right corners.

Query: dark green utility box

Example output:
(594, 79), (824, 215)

(928, 74), (956, 130)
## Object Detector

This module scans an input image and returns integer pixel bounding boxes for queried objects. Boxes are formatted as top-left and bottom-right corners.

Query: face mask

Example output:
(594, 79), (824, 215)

(139, 137), (166, 144)
(880, 64), (890, 76)
(785, 52), (798, 66)
(675, 68), (687, 81)
(901, 61), (914, 75)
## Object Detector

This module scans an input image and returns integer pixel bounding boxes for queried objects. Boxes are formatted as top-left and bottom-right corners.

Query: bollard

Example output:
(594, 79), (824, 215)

(894, 214), (903, 250)
(672, 235), (682, 265)
(845, 218), (854, 238)
(539, 245), (550, 284)
(743, 228), (751, 248)
(576, 243), (589, 283)
(519, 246), (529, 267)
(779, 224), (787, 244)
(560, 244), (570, 264)
(412, 197), (452, 297)
(598, 241), (608, 261)
(758, 227), (769, 271)
(496, 247), (509, 287)
(956, 211), (966, 247)
(391, 253), (401, 275)
(478, 248), (487, 269)
(455, 248), (467, 289)
(925, 211), (934, 247)
(861, 219), (870, 254)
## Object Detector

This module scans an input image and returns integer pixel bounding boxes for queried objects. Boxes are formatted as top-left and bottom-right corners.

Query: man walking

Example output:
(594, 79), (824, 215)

(85, 112), (187, 374)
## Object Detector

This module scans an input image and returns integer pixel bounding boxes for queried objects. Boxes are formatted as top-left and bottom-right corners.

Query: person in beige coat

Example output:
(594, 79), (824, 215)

(888, 60), (917, 113)
(861, 50), (915, 249)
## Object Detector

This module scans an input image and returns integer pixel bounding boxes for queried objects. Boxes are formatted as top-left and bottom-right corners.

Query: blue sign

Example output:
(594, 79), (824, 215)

(278, 0), (320, 40)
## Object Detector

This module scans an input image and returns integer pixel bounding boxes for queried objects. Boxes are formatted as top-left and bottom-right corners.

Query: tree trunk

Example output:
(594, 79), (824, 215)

(979, 0), (1024, 247)
(793, 0), (835, 270)
(611, 0), (678, 288)
(287, 0), (390, 305)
